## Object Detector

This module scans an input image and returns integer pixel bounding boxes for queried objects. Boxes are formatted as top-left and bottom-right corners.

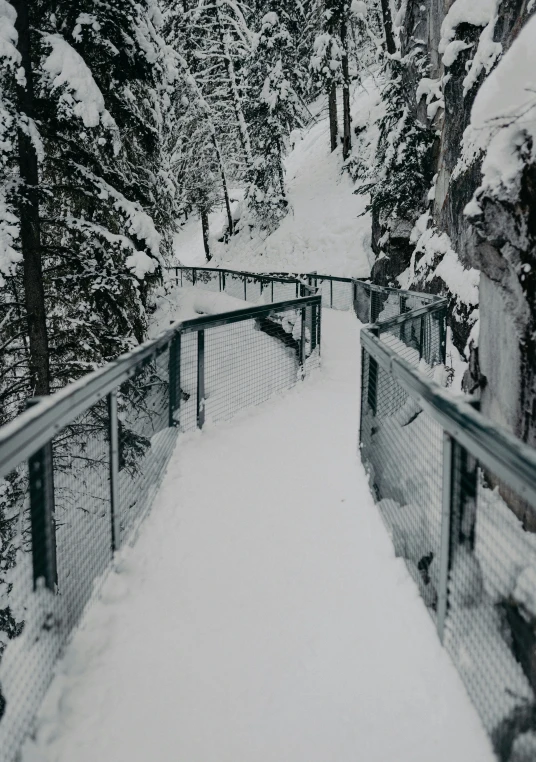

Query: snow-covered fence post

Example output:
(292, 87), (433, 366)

(169, 334), (181, 429)
(27, 399), (57, 590)
(197, 331), (205, 429)
(437, 430), (479, 643)
(108, 391), (121, 552)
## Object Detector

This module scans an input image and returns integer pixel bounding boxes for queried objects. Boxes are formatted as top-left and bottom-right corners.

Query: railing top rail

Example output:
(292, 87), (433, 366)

(0, 295), (318, 480)
(361, 328), (536, 508)
(169, 266), (443, 303)
(372, 298), (448, 331)
(167, 266), (299, 284)
(180, 295), (320, 332)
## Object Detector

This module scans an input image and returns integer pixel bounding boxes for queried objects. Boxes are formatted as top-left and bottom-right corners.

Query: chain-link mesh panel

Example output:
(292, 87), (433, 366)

(181, 268), (195, 287)
(360, 349), (443, 619)
(0, 463), (40, 762)
(1, 404), (114, 761)
(118, 344), (177, 542)
(202, 317), (297, 424)
(177, 332), (198, 433)
(222, 272), (246, 300)
(378, 309), (446, 372)
(444, 460), (536, 760)
(194, 269), (220, 292)
(271, 279), (298, 302)
(195, 304), (318, 426)
(331, 280), (354, 310)
(53, 402), (112, 631)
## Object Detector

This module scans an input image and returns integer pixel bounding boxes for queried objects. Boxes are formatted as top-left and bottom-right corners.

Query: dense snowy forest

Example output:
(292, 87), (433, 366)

(1, 0), (533, 431)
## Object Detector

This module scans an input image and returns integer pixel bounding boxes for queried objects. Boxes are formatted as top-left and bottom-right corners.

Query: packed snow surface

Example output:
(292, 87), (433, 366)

(24, 311), (493, 762)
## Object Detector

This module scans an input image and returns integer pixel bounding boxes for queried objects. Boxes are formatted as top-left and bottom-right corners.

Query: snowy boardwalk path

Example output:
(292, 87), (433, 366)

(28, 311), (493, 762)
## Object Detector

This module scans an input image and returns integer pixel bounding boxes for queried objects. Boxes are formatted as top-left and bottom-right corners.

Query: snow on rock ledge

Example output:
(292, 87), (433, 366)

(463, 13), (536, 205)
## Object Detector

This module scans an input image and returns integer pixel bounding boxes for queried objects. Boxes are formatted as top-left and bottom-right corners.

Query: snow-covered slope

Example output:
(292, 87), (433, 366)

(173, 84), (380, 278)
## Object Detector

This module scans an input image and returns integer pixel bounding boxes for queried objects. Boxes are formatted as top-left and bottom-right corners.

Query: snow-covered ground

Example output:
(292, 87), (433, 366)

(172, 85), (380, 278)
(23, 310), (493, 762)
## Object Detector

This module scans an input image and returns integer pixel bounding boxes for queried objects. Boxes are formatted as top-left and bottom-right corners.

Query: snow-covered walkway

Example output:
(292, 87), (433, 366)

(26, 311), (493, 762)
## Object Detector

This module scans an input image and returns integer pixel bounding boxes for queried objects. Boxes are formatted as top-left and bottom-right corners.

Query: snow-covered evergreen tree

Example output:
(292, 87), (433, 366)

(244, 5), (302, 231)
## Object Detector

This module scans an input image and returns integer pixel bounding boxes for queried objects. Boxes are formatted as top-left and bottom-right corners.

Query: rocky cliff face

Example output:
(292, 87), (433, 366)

(368, 0), (536, 451)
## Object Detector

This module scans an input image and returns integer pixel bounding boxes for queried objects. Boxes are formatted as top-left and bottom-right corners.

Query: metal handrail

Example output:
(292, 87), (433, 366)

(361, 329), (536, 506)
(166, 264), (536, 507)
(0, 295), (319, 480)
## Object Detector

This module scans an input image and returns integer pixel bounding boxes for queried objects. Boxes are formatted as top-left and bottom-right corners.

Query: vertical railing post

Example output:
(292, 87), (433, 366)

(218, 271), (222, 292)
(310, 303), (317, 354)
(108, 391), (121, 552)
(180, 268), (183, 287)
(169, 333), (181, 429)
(222, 272), (226, 293)
(244, 276), (247, 301)
(197, 330), (205, 428)
(437, 432), (453, 643)
(316, 300), (322, 357)
(359, 346), (367, 446)
(271, 280), (274, 302)
(419, 315), (425, 361)
(192, 268), (196, 286)
(330, 279), (333, 308)
(365, 330), (379, 416)
(439, 306), (447, 364)
(27, 399), (57, 591)
(437, 431), (478, 643)
(175, 266), (178, 287)
(300, 307), (306, 374)
(399, 295), (407, 342)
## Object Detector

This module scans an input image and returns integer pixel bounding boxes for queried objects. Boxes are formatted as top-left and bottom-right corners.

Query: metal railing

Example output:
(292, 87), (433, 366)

(0, 290), (321, 762)
(2, 259), (536, 761)
(360, 292), (536, 762)
(173, 265), (536, 758)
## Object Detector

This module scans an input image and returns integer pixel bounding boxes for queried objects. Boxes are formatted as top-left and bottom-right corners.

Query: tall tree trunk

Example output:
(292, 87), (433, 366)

(212, 135), (233, 238)
(340, 16), (352, 161)
(200, 209), (211, 261)
(13, 0), (50, 396)
(328, 82), (338, 152)
(277, 141), (286, 197)
(380, 0), (396, 55)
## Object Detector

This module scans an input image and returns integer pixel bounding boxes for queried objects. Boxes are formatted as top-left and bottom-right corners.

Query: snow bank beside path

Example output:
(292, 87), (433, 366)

(148, 285), (259, 338)
(23, 311), (493, 762)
